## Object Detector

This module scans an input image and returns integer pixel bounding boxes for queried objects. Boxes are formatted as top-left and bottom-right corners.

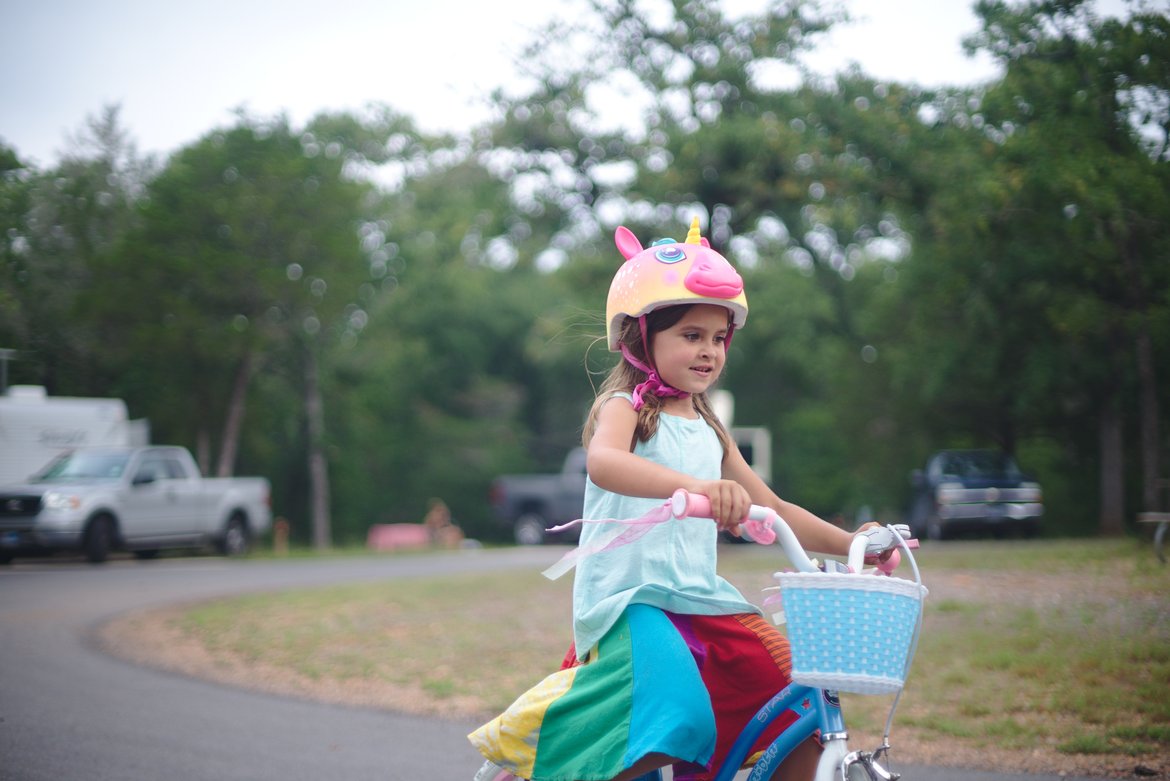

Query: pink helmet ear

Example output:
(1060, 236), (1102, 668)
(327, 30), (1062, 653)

(614, 226), (643, 260)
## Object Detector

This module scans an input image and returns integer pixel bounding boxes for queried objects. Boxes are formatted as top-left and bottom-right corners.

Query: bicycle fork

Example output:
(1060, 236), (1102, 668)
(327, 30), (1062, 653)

(719, 684), (900, 781)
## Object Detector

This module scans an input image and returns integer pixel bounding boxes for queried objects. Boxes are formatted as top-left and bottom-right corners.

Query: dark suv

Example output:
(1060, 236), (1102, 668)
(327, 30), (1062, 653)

(907, 449), (1043, 540)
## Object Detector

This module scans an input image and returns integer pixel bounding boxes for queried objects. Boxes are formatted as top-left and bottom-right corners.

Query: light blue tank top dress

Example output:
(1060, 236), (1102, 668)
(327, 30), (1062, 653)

(572, 393), (760, 655)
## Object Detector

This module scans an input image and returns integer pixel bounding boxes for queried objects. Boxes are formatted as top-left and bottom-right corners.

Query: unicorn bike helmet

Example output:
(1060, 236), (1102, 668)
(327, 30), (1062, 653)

(605, 217), (749, 408)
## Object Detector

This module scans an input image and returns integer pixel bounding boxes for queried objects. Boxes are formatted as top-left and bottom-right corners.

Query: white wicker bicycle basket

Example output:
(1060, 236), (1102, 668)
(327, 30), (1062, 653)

(775, 571), (928, 695)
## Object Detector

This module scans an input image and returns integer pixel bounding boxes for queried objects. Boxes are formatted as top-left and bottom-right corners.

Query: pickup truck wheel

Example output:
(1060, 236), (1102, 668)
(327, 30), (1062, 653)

(218, 515), (250, 557)
(514, 514), (547, 546)
(908, 496), (932, 540)
(84, 515), (114, 564)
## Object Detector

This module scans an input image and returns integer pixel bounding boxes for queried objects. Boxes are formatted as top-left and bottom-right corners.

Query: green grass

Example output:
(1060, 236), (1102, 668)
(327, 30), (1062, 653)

(172, 537), (1170, 764)
(826, 539), (1170, 762)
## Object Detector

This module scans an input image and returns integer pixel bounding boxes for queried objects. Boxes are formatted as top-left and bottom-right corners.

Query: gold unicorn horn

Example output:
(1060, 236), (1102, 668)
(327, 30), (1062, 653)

(685, 217), (702, 245)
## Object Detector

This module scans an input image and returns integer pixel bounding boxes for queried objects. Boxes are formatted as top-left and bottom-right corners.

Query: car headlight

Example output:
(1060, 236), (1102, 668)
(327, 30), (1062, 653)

(43, 492), (82, 511)
(1018, 482), (1043, 503)
(936, 482), (966, 504)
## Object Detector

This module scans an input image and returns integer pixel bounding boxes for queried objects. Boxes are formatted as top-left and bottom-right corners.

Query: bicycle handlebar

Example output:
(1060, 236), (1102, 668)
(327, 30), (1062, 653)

(670, 489), (917, 574)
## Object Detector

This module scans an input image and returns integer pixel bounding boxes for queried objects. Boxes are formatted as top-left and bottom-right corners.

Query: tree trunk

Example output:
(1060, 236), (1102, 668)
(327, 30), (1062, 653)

(216, 349), (253, 478)
(1119, 225), (1165, 515)
(195, 428), (212, 477)
(304, 346), (331, 550)
(1099, 395), (1125, 536)
(1135, 326), (1162, 512)
(998, 409), (1017, 457)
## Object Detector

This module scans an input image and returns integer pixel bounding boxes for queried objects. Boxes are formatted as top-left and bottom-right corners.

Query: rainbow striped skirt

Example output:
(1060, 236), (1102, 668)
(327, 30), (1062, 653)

(468, 604), (797, 781)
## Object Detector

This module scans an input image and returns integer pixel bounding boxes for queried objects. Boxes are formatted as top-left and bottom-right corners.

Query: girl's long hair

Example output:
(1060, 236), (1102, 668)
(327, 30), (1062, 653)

(581, 304), (733, 456)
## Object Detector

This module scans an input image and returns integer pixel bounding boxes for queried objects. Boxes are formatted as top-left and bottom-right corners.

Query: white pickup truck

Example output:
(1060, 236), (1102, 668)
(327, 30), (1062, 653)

(0, 446), (272, 564)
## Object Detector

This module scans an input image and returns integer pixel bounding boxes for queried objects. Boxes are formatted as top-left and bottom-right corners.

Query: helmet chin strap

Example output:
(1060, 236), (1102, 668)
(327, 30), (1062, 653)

(620, 316), (689, 411)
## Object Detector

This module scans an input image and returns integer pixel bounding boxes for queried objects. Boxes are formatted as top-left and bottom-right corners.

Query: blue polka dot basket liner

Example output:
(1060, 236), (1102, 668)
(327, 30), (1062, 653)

(774, 572), (928, 695)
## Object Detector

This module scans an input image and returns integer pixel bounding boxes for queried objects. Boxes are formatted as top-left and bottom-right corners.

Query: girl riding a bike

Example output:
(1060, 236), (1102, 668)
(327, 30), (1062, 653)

(469, 219), (883, 781)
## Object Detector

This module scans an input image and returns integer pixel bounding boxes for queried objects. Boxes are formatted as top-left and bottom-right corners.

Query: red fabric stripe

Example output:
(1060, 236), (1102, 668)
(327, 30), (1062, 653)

(683, 613), (797, 780)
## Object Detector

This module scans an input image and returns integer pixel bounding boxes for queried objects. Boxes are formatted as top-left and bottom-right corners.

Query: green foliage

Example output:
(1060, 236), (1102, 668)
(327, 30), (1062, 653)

(324, 263), (559, 540)
(2, 0), (1166, 542)
(0, 106), (153, 391)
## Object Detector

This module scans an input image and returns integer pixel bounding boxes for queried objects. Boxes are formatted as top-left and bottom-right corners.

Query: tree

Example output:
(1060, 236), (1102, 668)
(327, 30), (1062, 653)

(486, 0), (1170, 530)
(7, 0), (1163, 544)
(958, 0), (1170, 531)
(316, 138), (593, 539)
(92, 110), (404, 547)
(481, 0), (925, 514)
(0, 106), (152, 392)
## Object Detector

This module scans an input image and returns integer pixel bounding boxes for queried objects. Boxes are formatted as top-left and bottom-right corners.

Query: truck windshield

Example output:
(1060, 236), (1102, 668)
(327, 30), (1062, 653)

(36, 452), (130, 481)
(938, 451), (1021, 479)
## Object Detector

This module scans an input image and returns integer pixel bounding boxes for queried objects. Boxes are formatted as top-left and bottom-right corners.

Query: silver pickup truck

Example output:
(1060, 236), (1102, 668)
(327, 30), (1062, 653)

(0, 445), (271, 563)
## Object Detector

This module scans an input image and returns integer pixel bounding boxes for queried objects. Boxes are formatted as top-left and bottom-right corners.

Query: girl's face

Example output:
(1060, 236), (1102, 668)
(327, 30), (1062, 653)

(649, 304), (731, 399)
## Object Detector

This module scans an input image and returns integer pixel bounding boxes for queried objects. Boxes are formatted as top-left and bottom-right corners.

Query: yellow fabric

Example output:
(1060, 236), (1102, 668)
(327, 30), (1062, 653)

(469, 664), (579, 779)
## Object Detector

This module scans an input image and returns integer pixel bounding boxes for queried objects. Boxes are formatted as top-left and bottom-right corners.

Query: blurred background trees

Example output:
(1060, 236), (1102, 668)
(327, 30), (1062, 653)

(1, 0), (1165, 544)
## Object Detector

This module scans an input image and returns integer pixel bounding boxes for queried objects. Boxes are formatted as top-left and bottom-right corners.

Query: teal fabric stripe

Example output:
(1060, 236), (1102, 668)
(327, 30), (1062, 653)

(625, 605), (715, 769)
(529, 605), (718, 780)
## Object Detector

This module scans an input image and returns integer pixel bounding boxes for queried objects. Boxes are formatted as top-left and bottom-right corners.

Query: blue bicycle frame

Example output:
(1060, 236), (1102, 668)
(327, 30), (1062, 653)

(721, 681), (845, 781)
(631, 680), (845, 781)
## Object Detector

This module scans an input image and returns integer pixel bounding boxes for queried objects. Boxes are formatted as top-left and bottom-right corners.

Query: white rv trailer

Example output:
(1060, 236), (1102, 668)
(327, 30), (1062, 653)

(0, 386), (147, 485)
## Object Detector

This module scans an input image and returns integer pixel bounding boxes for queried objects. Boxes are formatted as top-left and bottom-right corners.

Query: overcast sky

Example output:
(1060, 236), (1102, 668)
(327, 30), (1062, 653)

(0, 0), (1129, 168)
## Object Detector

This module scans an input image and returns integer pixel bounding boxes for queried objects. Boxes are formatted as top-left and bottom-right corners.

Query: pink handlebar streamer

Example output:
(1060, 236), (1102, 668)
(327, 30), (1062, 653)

(541, 497), (774, 580)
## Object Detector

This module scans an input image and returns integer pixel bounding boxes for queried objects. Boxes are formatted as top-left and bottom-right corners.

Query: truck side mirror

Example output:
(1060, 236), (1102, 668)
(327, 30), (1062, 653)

(132, 472), (156, 486)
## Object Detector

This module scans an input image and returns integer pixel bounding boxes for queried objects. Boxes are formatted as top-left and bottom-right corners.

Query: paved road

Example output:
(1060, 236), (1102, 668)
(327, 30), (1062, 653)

(0, 549), (1110, 781)
(0, 548), (561, 781)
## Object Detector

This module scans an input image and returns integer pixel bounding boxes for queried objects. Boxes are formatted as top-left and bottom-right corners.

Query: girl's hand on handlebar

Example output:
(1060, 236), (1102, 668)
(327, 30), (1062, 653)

(854, 522), (894, 564)
(693, 479), (751, 534)
(853, 522), (913, 564)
